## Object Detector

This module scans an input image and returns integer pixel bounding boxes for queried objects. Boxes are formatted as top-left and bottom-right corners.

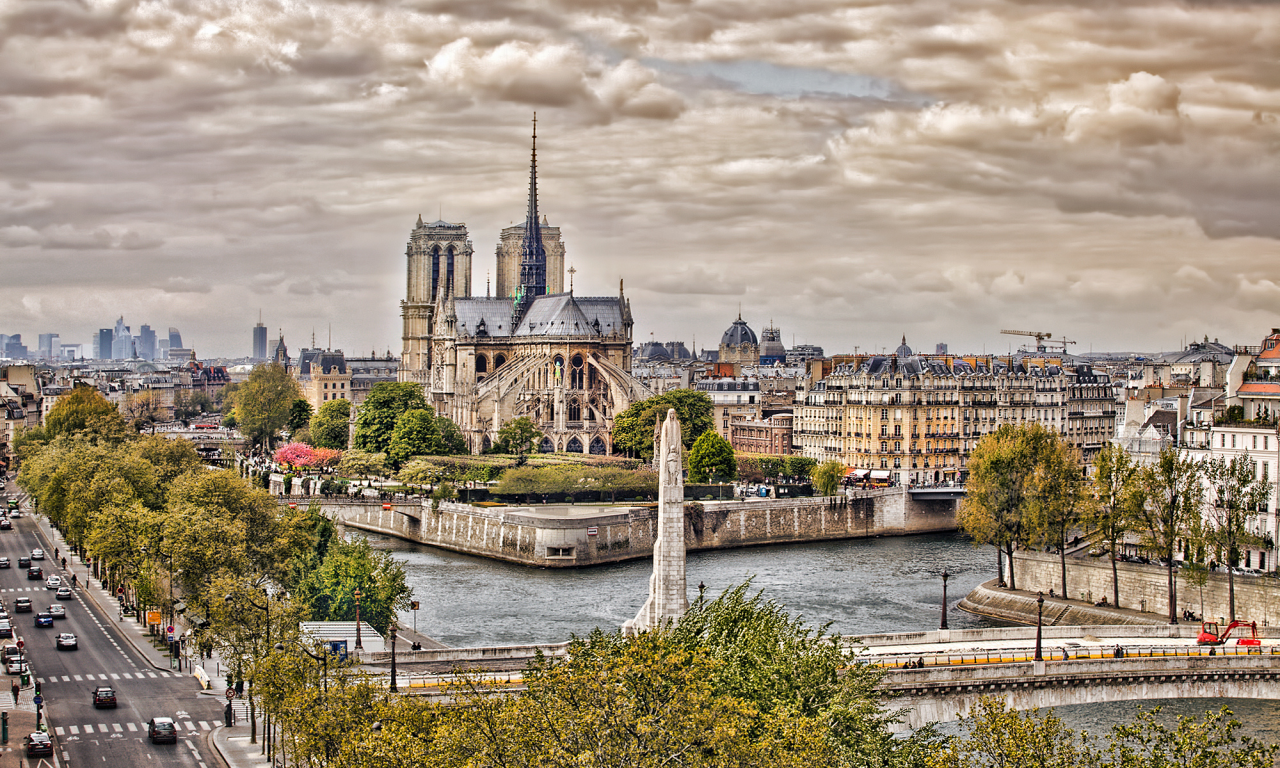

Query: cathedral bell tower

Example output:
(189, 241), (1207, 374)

(400, 215), (473, 383)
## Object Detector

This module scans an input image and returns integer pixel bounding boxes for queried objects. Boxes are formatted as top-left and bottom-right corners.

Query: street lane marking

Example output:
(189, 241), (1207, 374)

(126, 722), (137, 731)
(112, 723), (122, 732)
(68, 726), (79, 734)
(147, 673), (157, 678)
(109, 674), (119, 680)
(60, 676), (70, 682)
(184, 722), (195, 731)
(199, 721), (210, 730)
(54, 727), (64, 735)
(72, 675), (82, 681)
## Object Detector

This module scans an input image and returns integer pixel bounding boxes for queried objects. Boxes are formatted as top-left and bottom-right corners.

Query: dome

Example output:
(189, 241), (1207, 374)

(638, 341), (672, 360)
(895, 335), (913, 357)
(721, 317), (758, 347)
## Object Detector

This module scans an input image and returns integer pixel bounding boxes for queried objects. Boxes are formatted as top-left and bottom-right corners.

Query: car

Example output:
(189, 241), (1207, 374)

(13, 598), (30, 613)
(24, 731), (53, 757)
(1, 645), (19, 662)
(9, 510), (21, 518)
(25, 567), (41, 581)
(5, 656), (24, 673)
(55, 632), (76, 650)
(44, 575), (60, 590)
(0, 620), (12, 639)
(92, 686), (117, 708)
(0, 608), (8, 621)
(33, 612), (52, 628)
(0, 520), (10, 531)
(16, 557), (29, 569)
(0, 557), (8, 568)
(29, 549), (43, 561)
(48, 604), (65, 619)
(55, 586), (72, 600)
(147, 717), (178, 744)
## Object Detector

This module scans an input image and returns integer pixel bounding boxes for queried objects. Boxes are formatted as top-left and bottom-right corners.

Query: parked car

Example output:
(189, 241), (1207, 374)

(13, 598), (31, 613)
(24, 732), (53, 757)
(33, 612), (53, 628)
(47, 604), (65, 619)
(55, 586), (72, 600)
(147, 717), (178, 744)
(92, 686), (117, 708)
(0, 620), (12, 639)
(55, 633), (77, 650)
(1, 645), (19, 662)
(29, 549), (43, 561)
(5, 656), (24, 673)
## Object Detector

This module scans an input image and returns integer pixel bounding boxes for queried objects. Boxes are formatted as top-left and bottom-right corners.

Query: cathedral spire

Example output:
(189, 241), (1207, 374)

(515, 113), (547, 323)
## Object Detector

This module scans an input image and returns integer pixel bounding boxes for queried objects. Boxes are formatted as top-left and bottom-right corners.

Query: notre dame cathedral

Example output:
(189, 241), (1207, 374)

(399, 119), (652, 454)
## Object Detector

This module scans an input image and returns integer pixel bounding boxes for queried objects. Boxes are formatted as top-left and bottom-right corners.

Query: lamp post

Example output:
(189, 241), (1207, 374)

(940, 570), (949, 630)
(353, 588), (363, 650)
(389, 622), (398, 693)
(1035, 592), (1044, 662)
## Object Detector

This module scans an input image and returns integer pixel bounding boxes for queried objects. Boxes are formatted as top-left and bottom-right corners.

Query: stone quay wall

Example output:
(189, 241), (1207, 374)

(1012, 550), (1280, 626)
(297, 488), (958, 568)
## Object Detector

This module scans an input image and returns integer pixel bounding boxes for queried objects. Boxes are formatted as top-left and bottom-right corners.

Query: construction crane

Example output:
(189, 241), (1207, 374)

(1000, 329), (1076, 354)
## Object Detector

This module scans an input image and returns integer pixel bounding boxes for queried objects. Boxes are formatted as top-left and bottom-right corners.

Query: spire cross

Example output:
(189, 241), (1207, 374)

(568, 265), (576, 293)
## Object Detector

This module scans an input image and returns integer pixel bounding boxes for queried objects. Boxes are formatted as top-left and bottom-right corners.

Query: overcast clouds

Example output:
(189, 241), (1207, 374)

(2, 0), (1279, 358)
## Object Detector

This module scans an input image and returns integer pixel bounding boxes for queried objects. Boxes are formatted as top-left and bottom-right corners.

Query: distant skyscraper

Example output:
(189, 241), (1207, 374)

(158, 339), (170, 359)
(3, 334), (28, 359)
(112, 317), (132, 359)
(253, 319), (267, 361)
(38, 333), (60, 360)
(95, 329), (113, 360)
(136, 325), (157, 360)
(168, 327), (183, 350)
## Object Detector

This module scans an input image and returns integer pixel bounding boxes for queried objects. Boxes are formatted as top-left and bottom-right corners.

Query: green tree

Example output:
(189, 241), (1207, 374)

(337, 449), (388, 480)
(1134, 446), (1204, 623)
(932, 697), (1085, 768)
(174, 390), (213, 422)
(1202, 452), (1271, 621)
(44, 385), (131, 443)
(1086, 443), (1142, 608)
(387, 408), (444, 468)
(310, 398), (352, 450)
(688, 430), (736, 483)
(759, 456), (784, 481)
(235, 363), (303, 450)
(1098, 705), (1280, 768)
(288, 398), (314, 436)
(1180, 561), (1210, 621)
(496, 416), (542, 456)
(436, 416), (468, 455)
(1026, 437), (1084, 600)
(784, 455), (817, 481)
(611, 390), (714, 460)
(296, 537), (413, 636)
(352, 383), (429, 454)
(812, 460), (845, 497)
(736, 455), (764, 484)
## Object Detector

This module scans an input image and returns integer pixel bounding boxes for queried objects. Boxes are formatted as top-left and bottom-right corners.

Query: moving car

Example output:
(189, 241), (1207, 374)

(55, 586), (72, 600)
(48, 604), (65, 619)
(16, 557), (29, 569)
(45, 575), (61, 590)
(92, 686), (117, 708)
(34, 612), (53, 628)
(24, 732), (53, 758)
(148, 717), (178, 744)
(0, 557), (9, 568)
(0, 520), (10, 531)
(29, 549), (43, 561)
(9, 509), (21, 518)
(0, 620), (12, 639)
(55, 632), (77, 650)
(25, 567), (41, 581)
(13, 598), (31, 613)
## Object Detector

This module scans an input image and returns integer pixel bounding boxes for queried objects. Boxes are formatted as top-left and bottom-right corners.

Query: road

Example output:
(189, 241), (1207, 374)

(2, 486), (227, 768)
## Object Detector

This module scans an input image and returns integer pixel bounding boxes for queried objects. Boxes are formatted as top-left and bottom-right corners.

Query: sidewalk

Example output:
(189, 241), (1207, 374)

(212, 723), (274, 768)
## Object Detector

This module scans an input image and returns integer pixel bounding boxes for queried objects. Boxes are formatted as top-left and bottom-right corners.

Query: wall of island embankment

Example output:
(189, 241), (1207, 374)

(958, 550), (1280, 627)
(275, 486), (958, 568)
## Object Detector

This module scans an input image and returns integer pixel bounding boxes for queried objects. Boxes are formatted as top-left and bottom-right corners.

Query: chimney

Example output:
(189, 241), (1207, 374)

(1177, 393), (1190, 446)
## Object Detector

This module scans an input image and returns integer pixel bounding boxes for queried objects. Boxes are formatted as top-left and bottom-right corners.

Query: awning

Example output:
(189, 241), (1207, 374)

(172, 601), (187, 614)
(869, 470), (891, 479)
(846, 469), (869, 478)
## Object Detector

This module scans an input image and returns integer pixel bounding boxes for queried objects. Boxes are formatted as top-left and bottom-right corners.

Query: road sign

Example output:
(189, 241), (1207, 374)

(116, 586), (124, 595)
(225, 688), (236, 700)
(15, 640), (23, 649)
(32, 695), (41, 706)
(167, 625), (174, 635)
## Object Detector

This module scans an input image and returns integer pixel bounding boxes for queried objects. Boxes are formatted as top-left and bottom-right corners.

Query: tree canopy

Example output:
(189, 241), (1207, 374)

(235, 363), (303, 450)
(387, 408), (443, 468)
(612, 390), (714, 459)
(812, 460), (844, 496)
(496, 416), (542, 456)
(294, 536), (412, 635)
(688, 430), (736, 483)
(44, 385), (131, 444)
(310, 398), (351, 450)
(352, 383), (429, 454)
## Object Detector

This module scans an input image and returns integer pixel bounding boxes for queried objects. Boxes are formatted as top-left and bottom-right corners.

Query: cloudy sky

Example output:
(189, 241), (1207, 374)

(3, 0), (1279, 359)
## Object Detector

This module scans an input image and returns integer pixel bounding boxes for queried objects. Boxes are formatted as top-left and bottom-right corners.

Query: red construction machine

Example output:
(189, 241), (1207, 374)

(1196, 620), (1262, 646)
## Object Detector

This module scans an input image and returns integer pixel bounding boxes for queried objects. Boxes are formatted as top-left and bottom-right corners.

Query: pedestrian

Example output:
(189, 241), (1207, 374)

(11, 680), (18, 704)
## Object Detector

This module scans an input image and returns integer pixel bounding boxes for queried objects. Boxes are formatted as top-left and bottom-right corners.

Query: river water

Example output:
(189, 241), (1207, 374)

(366, 530), (1280, 743)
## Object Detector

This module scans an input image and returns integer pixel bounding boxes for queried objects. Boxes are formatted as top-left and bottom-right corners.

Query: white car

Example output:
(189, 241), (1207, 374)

(29, 549), (43, 561)
(44, 575), (61, 590)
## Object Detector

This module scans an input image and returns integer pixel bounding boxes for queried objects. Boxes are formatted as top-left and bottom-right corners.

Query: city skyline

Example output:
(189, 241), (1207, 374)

(2, 0), (1278, 358)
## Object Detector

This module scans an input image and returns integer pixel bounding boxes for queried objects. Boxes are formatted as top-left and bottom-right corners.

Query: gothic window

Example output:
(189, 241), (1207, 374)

(571, 354), (585, 388)
(431, 246), (441, 293)
(446, 245), (456, 291)
(494, 354), (506, 369)
(539, 437), (554, 453)
(566, 436), (583, 453)
(476, 355), (488, 373)
(568, 398), (582, 421)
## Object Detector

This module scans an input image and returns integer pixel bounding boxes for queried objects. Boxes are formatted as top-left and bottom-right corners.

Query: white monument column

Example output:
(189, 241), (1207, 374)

(624, 408), (688, 635)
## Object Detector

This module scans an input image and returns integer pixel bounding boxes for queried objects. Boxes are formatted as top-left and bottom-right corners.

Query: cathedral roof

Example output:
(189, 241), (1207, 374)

(517, 293), (595, 336)
(453, 294), (626, 339)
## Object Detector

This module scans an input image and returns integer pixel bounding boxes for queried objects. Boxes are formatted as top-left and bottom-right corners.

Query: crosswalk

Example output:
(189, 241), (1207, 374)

(37, 670), (183, 684)
(0, 586), (70, 592)
(54, 719), (220, 736)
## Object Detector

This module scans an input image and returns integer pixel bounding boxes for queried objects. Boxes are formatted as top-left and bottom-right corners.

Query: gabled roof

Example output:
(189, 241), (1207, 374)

(454, 298), (517, 337)
(516, 293), (596, 337)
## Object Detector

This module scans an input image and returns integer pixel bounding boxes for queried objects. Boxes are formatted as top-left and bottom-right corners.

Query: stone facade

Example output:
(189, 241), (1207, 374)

(730, 413), (793, 455)
(625, 409), (688, 634)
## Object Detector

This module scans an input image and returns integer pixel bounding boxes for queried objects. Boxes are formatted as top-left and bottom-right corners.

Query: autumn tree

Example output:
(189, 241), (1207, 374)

(235, 363), (303, 450)
(1134, 446), (1204, 624)
(1085, 442), (1142, 608)
(121, 389), (163, 430)
(812, 460), (845, 497)
(1026, 438), (1084, 600)
(1202, 452), (1271, 621)
(44, 385), (131, 443)
(310, 398), (351, 450)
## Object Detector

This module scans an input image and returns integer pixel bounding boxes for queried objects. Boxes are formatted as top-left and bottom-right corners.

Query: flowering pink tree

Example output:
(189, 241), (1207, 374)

(274, 442), (315, 468)
(310, 447), (343, 469)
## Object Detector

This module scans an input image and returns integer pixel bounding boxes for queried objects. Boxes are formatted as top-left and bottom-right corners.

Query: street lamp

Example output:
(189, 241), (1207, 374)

(353, 588), (363, 650)
(940, 570), (949, 630)
(1035, 592), (1044, 662)
(389, 621), (398, 693)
